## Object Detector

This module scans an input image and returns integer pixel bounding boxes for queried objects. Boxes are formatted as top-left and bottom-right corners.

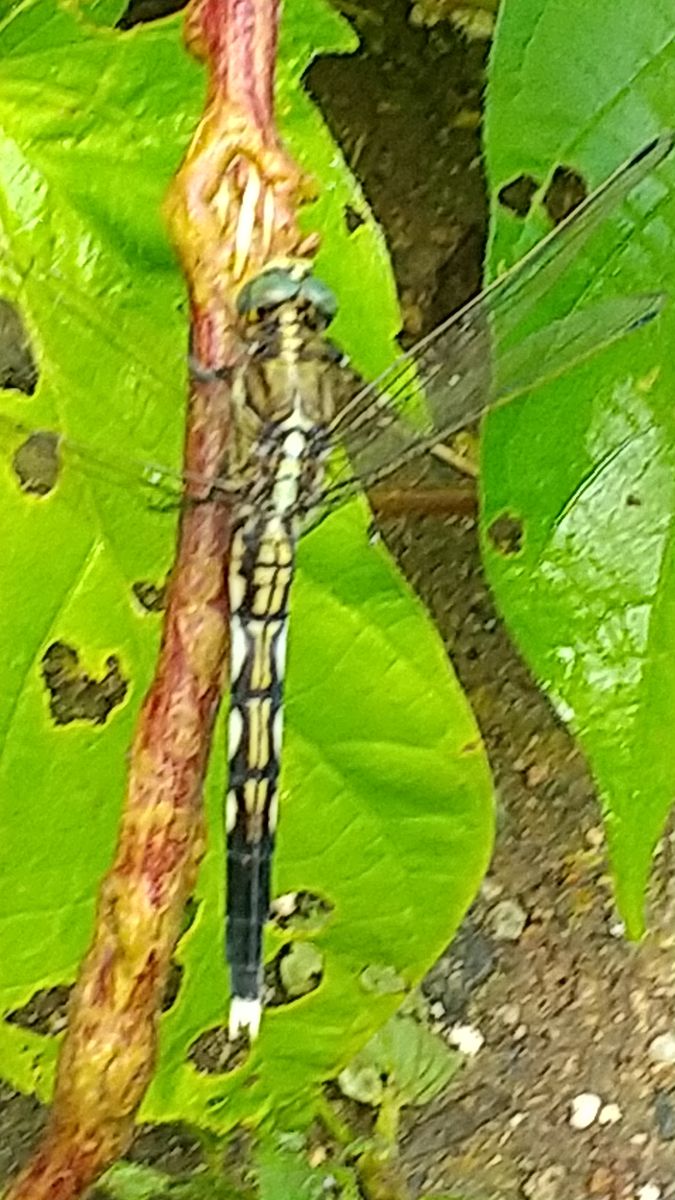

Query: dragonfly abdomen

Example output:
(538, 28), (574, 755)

(226, 511), (294, 1039)
(225, 407), (330, 1038)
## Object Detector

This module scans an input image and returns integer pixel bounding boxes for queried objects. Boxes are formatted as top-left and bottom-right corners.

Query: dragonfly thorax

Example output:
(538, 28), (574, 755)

(228, 267), (343, 512)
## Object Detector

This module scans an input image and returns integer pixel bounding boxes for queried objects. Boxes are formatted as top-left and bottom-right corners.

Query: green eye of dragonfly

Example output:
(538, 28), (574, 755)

(236, 267), (338, 324)
(237, 268), (300, 314)
(298, 275), (338, 321)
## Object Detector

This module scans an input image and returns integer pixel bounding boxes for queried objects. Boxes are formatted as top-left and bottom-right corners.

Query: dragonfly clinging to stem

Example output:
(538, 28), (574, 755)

(4, 130), (673, 1039)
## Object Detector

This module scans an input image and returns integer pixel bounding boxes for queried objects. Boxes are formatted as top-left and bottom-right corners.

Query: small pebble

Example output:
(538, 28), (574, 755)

(490, 898), (527, 940)
(588, 1166), (614, 1195)
(654, 1089), (675, 1140)
(525, 762), (550, 788)
(636, 1186), (661, 1200)
(598, 1102), (622, 1125)
(569, 1092), (602, 1129)
(481, 876), (503, 901)
(586, 825), (604, 848)
(500, 1002), (521, 1027)
(649, 1033), (675, 1065)
(448, 1023), (484, 1056)
(514, 1023), (528, 1041)
(522, 1165), (564, 1200)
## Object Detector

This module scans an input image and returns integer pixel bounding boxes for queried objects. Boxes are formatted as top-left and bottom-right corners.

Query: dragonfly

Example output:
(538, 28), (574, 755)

(3, 130), (672, 1040)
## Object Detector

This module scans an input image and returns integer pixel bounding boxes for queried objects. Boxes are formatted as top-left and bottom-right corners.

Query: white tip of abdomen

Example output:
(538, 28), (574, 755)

(229, 995), (262, 1041)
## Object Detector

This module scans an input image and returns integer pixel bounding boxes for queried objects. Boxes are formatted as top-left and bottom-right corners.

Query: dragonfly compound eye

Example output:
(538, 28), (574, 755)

(236, 266), (338, 325)
(236, 268), (301, 317)
(298, 275), (338, 324)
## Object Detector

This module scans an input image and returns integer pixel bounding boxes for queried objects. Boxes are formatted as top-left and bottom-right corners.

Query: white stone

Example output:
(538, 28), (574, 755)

(481, 876), (503, 901)
(636, 1185), (661, 1200)
(569, 1092), (601, 1129)
(648, 1032), (675, 1064)
(448, 1023), (484, 1057)
(598, 1102), (622, 1125)
(500, 1003), (521, 1027)
(490, 898), (527, 940)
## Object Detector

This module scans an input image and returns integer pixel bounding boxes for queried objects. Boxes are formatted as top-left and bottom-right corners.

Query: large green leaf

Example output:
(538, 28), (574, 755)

(0, 0), (493, 1134)
(481, 0), (675, 933)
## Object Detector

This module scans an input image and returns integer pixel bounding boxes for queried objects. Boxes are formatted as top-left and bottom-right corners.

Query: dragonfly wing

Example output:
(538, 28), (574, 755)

(328, 131), (672, 447)
(317, 288), (666, 515)
(492, 290), (667, 400)
(0, 411), (199, 508)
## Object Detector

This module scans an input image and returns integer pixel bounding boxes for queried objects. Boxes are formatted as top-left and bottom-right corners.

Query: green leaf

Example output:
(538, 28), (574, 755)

(0, 0), (493, 1138)
(481, 0), (675, 933)
(337, 1012), (459, 1109)
(102, 1160), (247, 1200)
(256, 1141), (332, 1200)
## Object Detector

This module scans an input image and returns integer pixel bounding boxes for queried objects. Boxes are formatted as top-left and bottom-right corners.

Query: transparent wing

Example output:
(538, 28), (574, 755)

(0, 412), (193, 506)
(1, 133), (670, 518)
(319, 289), (665, 511)
(320, 131), (672, 502)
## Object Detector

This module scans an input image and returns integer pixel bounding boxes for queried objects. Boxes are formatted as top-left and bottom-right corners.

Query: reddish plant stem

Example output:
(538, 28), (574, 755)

(5, 0), (314, 1196)
(5, 379), (232, 1200)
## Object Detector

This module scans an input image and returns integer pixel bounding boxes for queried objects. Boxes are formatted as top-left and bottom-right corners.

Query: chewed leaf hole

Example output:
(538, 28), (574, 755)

(116, 0), (187, 29)
(344, 204), (365, 234)
(13, 432), (60, 496)
(498, 174), (539, 218)
(544, 165), (587, 224)
(487, 512), (524, 556)
(264, 941), (324, 1008)
(6, 984), (71, 1036)
(181, 895), (200, 935)
(132, 579), (167, 613)
(0, 299), (38, 395)
(162, 961), (183, 1012)
(41, 642), (128, 726)
(188, 1025), (249, 1075)
(270, 890), (334, 933)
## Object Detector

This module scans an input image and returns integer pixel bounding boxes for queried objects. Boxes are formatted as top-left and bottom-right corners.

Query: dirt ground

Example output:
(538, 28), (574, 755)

(3, 3), (675, 1199)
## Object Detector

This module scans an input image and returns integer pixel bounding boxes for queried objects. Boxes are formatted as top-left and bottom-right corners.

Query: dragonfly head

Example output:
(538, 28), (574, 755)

(237, 261), (338, 329)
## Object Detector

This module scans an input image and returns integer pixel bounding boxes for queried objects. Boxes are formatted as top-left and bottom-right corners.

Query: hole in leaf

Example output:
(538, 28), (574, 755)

(344, 204), (365, 234)
(544, 165), (587, 225)
(132, 579), (167, 613)
(162, 960), (183, 1012)
(487, 513), (524, 556)
(116, 0), (187, 29)
(265, 941), (323, 1008)
(497, 174), (538, 218)
(0, 299), (38, 395)
(181, 895), (199, 935)
(270, 890), (334, 934)
(41, 642), (128, 726)
(6, 985), (72, 1036)
(12, 432), (60, 496)
(188, 1026), (250, 1075)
